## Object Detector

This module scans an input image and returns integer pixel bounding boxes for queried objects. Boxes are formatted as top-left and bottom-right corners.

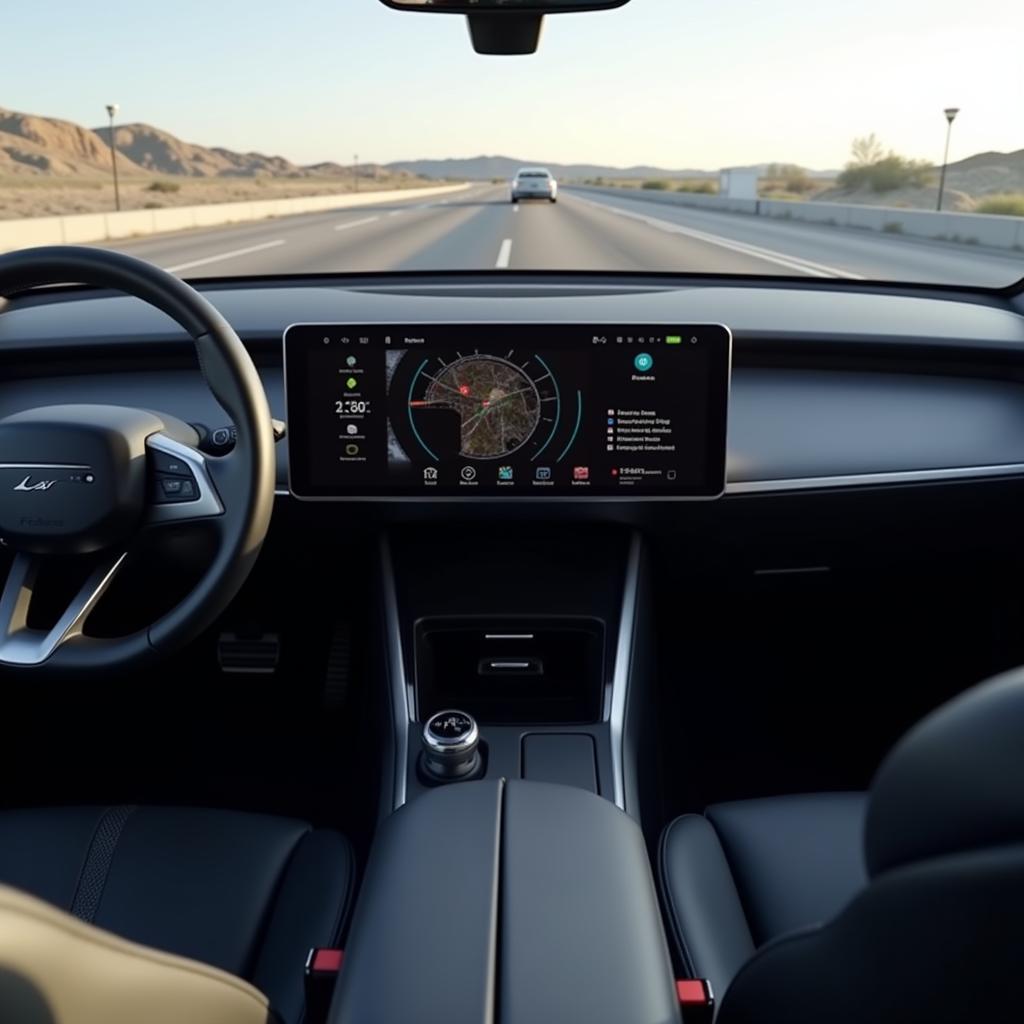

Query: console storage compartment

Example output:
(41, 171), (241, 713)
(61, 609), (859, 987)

(414, 617), (604, 724)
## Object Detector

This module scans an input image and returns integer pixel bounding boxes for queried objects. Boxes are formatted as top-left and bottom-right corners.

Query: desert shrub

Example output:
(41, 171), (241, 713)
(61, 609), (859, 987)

(642, 179), (670, 190)
(976, 194), (1024, 216)
(146, 180), (181, 194)
(839, 155), (932, 192)
(676, 181), (716, 194)
(782, 167), (815, 193)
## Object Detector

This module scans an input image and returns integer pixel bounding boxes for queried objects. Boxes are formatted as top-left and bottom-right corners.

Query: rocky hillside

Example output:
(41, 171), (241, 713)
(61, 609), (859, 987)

(0, 108), (148, 176)
(0, 106), (370, 180)
(944, 149), (1024, 197)
(93, 123), (302, 178)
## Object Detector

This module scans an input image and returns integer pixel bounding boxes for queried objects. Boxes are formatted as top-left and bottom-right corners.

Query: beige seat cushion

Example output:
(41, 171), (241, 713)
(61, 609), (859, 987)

(0, 884), (273, 1024)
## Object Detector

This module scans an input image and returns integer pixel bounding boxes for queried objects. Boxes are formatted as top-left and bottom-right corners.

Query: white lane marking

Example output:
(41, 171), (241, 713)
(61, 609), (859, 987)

(334, 215), (380, 232)
(166, 239), (285, 273)
(495, 238), (513, 269)
(513, 205), (519, 213)
(568, 194), (863, 279)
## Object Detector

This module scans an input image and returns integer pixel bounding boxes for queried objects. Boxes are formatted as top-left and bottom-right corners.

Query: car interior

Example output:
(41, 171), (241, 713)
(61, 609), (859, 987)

(2, 1), (1023, 1022)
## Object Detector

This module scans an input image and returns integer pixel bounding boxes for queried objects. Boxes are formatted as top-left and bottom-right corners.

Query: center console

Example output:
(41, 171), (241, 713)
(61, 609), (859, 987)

(375, 525), (656, 820)
(329, 780), (681, 1024)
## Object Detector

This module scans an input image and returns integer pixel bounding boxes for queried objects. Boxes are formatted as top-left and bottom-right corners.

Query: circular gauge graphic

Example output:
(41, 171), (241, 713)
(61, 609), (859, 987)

(420, 355), (540, 458)
(394, 351), (566, 463)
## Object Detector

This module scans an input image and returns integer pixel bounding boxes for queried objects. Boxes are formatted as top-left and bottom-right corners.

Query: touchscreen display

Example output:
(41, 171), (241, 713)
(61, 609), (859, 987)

(284, 324), (730, 498)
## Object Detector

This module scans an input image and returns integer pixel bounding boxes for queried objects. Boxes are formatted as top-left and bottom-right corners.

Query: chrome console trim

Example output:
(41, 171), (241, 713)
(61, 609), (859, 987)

(608, 532), (642, 812)
(381, 535), (412, 809)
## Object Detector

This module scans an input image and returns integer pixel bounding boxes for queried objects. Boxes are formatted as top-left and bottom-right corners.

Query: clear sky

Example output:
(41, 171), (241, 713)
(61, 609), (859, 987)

(4, 0), (1021, 171)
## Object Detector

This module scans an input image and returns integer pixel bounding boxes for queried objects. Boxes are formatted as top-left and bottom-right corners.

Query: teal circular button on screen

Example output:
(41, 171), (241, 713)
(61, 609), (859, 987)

(634, 353), (654, 372)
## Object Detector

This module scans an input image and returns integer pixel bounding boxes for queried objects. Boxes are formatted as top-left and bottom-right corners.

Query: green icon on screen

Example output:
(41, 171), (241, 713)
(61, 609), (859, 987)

(666, 335), (682, 345)
(346, 377), (358, 390)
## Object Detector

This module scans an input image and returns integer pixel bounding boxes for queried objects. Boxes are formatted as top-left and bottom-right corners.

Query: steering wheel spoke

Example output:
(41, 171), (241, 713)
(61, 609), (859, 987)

(0, 550), (127, 667)
(145, 434), (224, 525)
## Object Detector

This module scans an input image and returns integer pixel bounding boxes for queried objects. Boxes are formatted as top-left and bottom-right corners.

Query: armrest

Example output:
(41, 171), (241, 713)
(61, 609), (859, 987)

(329, 781), (502, 1024)
(331, 780), (679, 1024)
(500, 780), (680, 1024)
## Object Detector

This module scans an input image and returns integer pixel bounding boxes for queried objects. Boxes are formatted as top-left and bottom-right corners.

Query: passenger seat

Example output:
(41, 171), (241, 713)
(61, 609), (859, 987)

(659, 667), (1024, 1022)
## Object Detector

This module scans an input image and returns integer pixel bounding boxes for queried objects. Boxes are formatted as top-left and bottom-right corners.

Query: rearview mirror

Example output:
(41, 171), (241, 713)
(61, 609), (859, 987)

(377, 0), (631, 55)
(379, 0), (629, 9)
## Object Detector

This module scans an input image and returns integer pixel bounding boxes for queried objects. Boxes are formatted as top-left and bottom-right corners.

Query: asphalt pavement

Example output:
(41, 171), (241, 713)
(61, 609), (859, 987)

(103, 184), (1024, 287)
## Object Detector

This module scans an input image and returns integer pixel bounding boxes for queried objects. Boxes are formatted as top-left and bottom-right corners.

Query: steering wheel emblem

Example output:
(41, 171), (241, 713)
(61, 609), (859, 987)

(13, 476), (57, 492)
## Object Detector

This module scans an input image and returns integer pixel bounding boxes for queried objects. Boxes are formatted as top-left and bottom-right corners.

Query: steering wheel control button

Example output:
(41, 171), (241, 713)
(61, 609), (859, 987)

(420, 709), (483, 783)
(150, 450), (192, 477)
(145, 435), (224, 522)
(152, 475), (199, 503)
(151, 461), (200, 505)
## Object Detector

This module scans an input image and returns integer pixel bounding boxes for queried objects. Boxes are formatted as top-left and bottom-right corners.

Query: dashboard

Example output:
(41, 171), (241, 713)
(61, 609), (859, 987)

(2, 277), (1024, 507)
(284, 322), (730, 499)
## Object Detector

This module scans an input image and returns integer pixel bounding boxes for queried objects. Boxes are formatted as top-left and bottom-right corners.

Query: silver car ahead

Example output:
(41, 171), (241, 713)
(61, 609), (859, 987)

(511, 167), (558, 203)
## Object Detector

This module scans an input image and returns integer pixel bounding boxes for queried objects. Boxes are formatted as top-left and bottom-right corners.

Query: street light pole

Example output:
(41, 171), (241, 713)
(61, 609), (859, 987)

(353, 154), (359, 193)
(105, 104), (121, 212)
(936, 106), (959, 212)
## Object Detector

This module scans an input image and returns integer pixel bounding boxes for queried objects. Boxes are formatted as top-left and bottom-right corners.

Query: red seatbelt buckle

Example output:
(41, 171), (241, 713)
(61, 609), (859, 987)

(305, 948), (344, 1024)
(677, 978), (714, 1023)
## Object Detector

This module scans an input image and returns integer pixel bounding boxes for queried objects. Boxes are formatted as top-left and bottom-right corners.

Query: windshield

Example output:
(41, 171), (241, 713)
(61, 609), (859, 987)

(2, 0), (1022, 286)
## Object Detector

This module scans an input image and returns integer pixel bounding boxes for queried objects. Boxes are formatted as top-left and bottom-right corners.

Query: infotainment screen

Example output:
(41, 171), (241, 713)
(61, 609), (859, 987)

(284, 324), (730, 499)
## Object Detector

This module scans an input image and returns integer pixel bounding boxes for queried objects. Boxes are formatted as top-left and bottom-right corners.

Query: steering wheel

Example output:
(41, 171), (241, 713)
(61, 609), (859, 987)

(0, 246), (275, 671)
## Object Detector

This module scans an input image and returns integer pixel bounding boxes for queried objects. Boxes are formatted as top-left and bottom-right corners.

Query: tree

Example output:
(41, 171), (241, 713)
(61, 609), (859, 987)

(838, 134), (934, 194)
(850, 133), (885, 167)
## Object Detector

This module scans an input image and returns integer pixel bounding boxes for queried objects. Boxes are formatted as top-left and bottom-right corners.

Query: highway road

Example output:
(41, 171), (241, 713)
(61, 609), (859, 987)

(104, 184), (1024, 287)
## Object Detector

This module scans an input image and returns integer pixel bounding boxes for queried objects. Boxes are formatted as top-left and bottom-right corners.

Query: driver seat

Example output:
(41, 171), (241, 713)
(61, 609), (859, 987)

(0, 806), (353, 1024)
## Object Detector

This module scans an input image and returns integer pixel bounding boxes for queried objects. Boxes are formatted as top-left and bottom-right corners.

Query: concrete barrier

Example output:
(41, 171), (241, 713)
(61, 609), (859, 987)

(570, 185), (1024, 253)
(0, 183), (470, 254)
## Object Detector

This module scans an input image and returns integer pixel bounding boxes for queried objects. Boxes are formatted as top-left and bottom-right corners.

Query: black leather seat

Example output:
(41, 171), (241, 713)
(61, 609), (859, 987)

(660, 792), (868, 997)
(0, 806), (354, 1024)
(660, 668), (1024, 1022)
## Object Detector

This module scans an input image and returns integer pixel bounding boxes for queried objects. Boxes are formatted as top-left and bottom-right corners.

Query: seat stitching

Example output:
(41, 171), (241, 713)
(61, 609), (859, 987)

(66, 807), (112, 914)
(69, 805), (137, 924)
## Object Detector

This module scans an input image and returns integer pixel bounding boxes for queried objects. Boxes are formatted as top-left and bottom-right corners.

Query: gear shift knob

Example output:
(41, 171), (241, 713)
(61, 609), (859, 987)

(420, 709), (482, 782)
